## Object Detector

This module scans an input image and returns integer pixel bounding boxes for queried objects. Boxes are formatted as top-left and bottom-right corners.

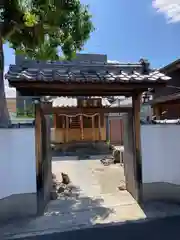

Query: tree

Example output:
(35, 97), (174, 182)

(0, 0), (94, 127)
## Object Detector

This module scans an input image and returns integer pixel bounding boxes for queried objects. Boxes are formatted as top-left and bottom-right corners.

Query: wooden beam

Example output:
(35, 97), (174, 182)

(132, 93), (142, 203)
(9, 81), (167, 97)
(42, 106), (132, 115)
(14, 89), (133, 97)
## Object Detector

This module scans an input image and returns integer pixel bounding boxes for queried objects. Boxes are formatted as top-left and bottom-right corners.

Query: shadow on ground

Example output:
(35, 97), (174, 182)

(45, 184), (115, 226)
(3, 150), (180, 239)
(51, 142), (112, 158)
(2, 191), (180, 239)
(0, 186), (115, 238)
(16, 215), (180, 240)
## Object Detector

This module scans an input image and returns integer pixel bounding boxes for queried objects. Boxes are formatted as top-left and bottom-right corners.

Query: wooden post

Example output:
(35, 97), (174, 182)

(35, 102), (52, 210)
(92, 115), (95, 141)
(98, 114), (101, 141)
(66, 116), (69, 143)
(35, 103), (42, 177)
(105, 115), (109, 141)
(153, 105), (161, 120)
(132, 93), (142, 202)
(54, 114), (57, 128)
(80, 114), (84, 140)
(63, 116), (66, 143)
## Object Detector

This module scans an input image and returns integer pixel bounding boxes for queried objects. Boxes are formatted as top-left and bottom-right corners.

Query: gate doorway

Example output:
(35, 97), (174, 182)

(34, 95), (145, 212)
(6, 59), (169, 215)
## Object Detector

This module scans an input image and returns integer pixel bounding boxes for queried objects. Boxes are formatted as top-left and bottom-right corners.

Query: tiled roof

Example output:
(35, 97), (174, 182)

(150, 92), (180, 104)
(160, 59), (180, 72)
(111, 97), (132, 107)
(5, 61), (171, 83)
(52, 97), (111, 107)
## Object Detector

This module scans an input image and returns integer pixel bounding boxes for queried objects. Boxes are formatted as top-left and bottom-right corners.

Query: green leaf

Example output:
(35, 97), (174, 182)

(3, 0), (94, 60)
(23, 12), (39, 27)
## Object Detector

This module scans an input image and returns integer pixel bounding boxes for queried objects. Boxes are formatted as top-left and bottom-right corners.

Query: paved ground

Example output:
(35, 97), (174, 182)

(50, 155), (146, 224)
(2, 155), (180, 239)
(6, 216), (180, 239)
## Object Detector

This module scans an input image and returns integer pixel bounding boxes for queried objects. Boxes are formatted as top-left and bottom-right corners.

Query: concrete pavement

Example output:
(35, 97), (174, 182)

(2, 155), (180, 239)
(7, 216), (180, 239)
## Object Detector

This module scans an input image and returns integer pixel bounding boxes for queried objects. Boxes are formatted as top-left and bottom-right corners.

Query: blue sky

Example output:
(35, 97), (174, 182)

(4, 0), (180, 97)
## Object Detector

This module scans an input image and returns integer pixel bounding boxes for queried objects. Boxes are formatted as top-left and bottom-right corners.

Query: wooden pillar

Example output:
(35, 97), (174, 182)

(132, 93), (142, 202)
(54, 114), (57, 128)
(92, 115), (95, 141)
(63, 116), (66, 143)
(53, 114), (57, 143)
(35, 103), (42, 178)
(36, 102), (52, 210)
(80, 114), (84, 140)
(105, 115), (109, 141)
(153, 105), (161, 120)
(66, 116), (69, 143)
(98, 114), (101, 141)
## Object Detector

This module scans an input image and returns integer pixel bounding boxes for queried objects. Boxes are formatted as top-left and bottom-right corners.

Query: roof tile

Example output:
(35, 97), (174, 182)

(5, 62), (171, 84)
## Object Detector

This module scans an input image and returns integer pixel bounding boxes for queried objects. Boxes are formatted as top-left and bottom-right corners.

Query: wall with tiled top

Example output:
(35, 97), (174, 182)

(141, 124), (180, 202)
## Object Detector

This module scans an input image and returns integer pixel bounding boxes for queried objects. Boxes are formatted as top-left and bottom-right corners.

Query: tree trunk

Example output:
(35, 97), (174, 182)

(0, 36), (11, 127)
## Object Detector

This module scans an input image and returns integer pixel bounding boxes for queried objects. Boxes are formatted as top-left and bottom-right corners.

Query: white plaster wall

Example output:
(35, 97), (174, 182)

(0, 128), (36, 199)
(141, 125), (180, 185)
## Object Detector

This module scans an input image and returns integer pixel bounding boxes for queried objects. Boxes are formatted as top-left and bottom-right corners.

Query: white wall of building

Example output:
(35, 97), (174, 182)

(0, 128), (37, 199)
(141, 124), (180, 185)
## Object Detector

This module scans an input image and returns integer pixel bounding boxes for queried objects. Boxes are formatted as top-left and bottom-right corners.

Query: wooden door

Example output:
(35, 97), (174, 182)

(110, 119), (123, 144)
(123, 112), (138, 201)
